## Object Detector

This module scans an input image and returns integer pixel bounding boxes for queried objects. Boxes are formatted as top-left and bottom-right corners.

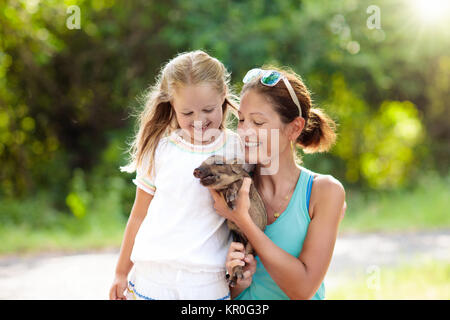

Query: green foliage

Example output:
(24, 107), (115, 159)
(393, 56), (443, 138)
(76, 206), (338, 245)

(360, 100), (424, 189)
(0, 167), (129, 254)
(66, 168), (91, 219)
(0, 0), (448, 242)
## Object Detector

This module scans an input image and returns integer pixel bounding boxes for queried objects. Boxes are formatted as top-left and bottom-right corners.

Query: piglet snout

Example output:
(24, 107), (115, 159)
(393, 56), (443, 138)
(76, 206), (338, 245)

(193, 167), (206, 178)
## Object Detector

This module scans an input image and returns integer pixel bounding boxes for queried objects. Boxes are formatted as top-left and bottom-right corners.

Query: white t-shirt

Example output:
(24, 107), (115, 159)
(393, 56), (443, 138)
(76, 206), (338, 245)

(131, 128), (245, 272)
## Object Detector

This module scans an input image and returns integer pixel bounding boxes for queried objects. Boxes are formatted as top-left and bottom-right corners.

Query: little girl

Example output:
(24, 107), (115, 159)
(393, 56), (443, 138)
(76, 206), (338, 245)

(109, 50), (245, 300)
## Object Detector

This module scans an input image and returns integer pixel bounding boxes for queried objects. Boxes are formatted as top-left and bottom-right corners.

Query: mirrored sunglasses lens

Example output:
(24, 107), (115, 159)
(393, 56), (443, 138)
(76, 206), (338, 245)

(261, 70), (281, 86)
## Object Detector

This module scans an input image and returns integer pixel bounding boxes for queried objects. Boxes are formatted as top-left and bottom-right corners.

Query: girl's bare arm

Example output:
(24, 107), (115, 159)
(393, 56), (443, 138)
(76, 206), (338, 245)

(115, 187), (153, 276)
(109, 188), (153, 299)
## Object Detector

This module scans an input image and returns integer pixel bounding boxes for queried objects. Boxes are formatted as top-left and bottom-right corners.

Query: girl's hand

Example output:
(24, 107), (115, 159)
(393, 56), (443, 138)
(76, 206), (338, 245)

(208, 177), (252, 228)
(109, 273), (128, 300)
(226, 242), (257, 289)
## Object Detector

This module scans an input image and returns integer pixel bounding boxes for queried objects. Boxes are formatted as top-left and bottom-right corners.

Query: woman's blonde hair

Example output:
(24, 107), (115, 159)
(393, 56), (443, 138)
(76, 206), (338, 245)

(120, 50), (239, 176)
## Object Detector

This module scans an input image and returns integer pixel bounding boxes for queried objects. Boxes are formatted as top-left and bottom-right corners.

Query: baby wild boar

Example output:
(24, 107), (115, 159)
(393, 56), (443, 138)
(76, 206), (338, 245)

(193, 155), (267, 286)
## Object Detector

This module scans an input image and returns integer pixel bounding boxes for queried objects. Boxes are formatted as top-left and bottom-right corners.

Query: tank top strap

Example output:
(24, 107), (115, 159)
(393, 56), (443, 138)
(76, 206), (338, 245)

(298, 166), (315, 217)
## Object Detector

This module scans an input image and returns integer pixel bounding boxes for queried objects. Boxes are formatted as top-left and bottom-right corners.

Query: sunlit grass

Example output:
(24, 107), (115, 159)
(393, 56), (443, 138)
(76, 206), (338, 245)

(340, 173), (450, 233)
(0, 224), (123, 255)
(327, 259), (450, 299)
(0, 188), (127, 256)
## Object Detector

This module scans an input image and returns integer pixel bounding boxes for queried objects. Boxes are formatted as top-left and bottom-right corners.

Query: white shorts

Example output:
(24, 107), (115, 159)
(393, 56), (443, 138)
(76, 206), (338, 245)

(126, 261), (230, 300)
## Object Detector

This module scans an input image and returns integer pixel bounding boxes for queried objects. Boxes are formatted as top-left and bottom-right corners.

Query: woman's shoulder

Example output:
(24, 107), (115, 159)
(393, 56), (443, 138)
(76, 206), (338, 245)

(306, 171), (345, 220)
(312, 173), (344, 195)
(306, 169), (345, 202)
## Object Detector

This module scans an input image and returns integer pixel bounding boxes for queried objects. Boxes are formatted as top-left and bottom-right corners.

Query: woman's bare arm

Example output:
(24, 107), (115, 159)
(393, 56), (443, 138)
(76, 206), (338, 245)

(210, 176), (345, 300)
(239, 175), (344, 299)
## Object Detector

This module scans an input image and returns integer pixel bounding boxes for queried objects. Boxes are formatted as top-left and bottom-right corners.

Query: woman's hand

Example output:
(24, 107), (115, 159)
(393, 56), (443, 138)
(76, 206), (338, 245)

(226, 242), (257, 289)
(208, 177), (252, 228)
(109, 273), (128, 300)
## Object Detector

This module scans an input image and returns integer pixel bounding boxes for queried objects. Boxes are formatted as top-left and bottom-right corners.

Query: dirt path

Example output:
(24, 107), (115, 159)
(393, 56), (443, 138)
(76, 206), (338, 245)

(0, 230), (448, 299)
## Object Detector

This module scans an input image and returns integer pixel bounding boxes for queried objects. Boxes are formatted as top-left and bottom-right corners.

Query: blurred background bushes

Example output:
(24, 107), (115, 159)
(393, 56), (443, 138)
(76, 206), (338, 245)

(0, 0), (448, 252)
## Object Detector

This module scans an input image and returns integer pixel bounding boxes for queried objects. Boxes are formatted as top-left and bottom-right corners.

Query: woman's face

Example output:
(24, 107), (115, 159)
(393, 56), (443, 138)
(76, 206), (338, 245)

(237, 89), (292, 169)
(171, 84), (225, 144)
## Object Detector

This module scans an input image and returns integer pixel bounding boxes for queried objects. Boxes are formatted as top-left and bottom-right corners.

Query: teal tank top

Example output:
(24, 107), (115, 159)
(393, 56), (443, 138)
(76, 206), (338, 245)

(235, 166), (325, 300)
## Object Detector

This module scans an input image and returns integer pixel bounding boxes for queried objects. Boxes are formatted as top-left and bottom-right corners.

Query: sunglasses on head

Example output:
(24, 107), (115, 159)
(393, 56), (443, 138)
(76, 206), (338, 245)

(243, 68), (302, 118)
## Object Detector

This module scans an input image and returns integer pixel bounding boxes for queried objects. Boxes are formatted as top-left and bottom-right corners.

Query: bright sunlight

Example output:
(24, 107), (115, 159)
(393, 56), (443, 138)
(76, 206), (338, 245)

(411, 0), (450, 25)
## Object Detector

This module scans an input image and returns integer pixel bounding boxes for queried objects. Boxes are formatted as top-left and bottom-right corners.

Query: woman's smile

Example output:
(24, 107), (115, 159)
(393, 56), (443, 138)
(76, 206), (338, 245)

(244, 140), (262, 148)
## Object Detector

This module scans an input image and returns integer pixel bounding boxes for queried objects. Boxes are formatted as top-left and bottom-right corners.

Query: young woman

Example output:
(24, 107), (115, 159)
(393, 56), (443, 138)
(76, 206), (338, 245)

(208, 67), (346, 300)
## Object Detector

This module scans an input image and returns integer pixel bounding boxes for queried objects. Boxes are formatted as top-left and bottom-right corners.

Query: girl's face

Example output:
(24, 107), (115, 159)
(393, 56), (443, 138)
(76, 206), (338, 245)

(237, 89), (292, 167)
(172, 84), (225, 145)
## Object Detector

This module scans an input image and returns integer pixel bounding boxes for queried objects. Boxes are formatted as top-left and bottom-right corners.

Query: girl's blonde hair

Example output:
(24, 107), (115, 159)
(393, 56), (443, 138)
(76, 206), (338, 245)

(120, 50), (239, 176)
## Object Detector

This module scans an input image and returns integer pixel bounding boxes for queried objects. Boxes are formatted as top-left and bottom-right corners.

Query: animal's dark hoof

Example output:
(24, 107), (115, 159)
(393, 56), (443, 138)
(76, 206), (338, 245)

(227, 276), (237, 287)
(227, 267), (244, 288)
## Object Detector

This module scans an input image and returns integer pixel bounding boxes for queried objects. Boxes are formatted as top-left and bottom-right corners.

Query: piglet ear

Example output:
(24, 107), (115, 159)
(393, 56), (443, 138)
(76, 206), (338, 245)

(225, 158), (244, 174)
(231, 164), (244, 175)
(226, 157), (244, 165)
(231, 166), (242, 174)
(206, 155), (224, 165)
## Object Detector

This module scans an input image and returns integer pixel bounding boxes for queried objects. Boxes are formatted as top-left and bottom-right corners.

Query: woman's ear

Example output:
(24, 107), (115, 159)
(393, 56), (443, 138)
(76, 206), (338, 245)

(289, 116), (305, 141)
